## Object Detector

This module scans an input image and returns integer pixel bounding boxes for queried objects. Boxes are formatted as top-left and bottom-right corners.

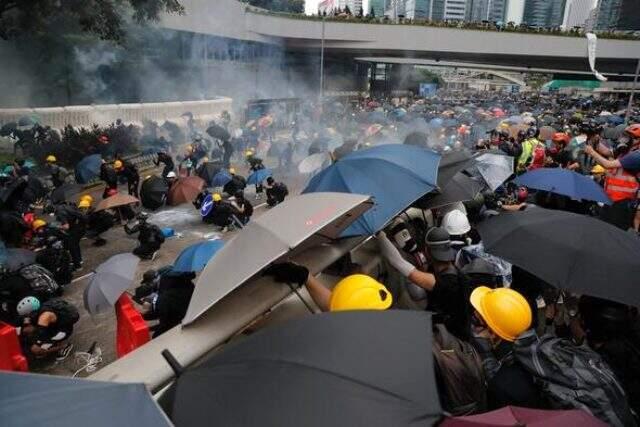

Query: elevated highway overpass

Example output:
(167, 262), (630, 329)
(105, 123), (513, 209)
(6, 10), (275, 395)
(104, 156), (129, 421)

(161, 0), (640, 76)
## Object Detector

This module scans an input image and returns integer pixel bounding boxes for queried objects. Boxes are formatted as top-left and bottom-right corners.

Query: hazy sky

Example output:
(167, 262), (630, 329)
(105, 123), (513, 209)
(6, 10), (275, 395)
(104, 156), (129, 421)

(305, 0), (370, 15)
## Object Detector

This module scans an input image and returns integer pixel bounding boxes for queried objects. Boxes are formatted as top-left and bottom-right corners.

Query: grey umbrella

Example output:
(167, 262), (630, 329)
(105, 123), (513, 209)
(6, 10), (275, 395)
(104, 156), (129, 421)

(423, 172), (484, 210)
(2, 248), (36, 270)
(84, 253), (139, 316)
(470, 151), (514, 191)
(0, 371), (171, 427)
(183, 192), (373, 324)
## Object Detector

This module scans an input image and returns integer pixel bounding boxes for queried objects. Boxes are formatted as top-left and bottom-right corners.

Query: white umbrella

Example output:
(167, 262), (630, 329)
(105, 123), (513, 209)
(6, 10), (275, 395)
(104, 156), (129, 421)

(298, 152), (331, 175)
(471, 151), (514, 191)
(183, 192), (373, 324)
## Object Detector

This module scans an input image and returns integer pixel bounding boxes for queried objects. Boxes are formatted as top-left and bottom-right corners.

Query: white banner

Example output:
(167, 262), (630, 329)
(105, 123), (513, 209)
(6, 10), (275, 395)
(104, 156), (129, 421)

(586, 32), (608, 82)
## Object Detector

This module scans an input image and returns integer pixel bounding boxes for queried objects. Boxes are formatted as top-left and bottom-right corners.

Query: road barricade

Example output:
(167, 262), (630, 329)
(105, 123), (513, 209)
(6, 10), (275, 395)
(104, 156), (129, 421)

(0, 322), (28, 372)
(115, 294), (150, 358)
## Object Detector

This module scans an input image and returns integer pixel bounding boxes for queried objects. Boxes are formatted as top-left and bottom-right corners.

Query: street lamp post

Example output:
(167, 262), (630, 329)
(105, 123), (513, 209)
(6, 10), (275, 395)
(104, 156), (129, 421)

(320, 16), (326, 101)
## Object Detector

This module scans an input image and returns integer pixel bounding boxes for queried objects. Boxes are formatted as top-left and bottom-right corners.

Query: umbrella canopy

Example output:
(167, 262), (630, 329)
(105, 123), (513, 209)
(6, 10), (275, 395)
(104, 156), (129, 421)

(140, 176), (168, 210)
(173, 239), (225, 273)
(84, 253), (139, 316)
(607, 115), (624, 126)
(2, 248), (36, 270)
(471, 151), (514, 191)
(197, 161), (223, 185)
(0, 178), (27, 206)
(95, 193), (139, 212)
(0, 371), (171, 427)
(167, 176), (206, 206)
(206, 124), (230, 141)
(477, 208), (640, 307)
(298, 152), (331, 175)
(514, 168), (610, 204)
(75, 154), (102, 184)
(184, 192), (373, 324)
(303, 144), (440, 236)
(50, 182), (83, 205)
(167, 311), (441, 427)
(247, 168), (273, 185)
(441, 405), (606, 427)
(211, 170), (232, 188)
(508, 124), (528, 139)
(437, 149), (476, 188)
(422, 172), (484, 210)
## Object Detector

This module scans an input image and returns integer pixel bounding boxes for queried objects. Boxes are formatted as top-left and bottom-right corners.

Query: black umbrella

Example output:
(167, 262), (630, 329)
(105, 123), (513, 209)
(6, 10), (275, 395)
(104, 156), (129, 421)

(206, 124), (231, 141)
(437, 150), (476, 188)
(0, 371), (171, 427)
(50, 183), (82, 205)
(140, 176), (168, 210)
(0, 177), (27, 205)
(422, 172), (484, 210)
(164, 310), (441, 427)
(477, 208), (640, 307)
(196, 161), (223, 186)
(22, 176), (48, 204)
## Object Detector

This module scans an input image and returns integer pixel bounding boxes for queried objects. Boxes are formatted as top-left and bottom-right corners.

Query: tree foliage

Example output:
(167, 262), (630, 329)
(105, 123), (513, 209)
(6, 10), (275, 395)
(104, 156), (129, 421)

(0, 0), (184, 42)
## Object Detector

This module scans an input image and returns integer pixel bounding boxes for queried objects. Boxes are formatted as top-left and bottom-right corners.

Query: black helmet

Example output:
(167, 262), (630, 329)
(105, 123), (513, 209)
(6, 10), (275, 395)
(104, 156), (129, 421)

(579, 119), (600, 135)
(526, 126), (539, 138)
(234, 190), (245, 200)
(142, 269), (158, 283)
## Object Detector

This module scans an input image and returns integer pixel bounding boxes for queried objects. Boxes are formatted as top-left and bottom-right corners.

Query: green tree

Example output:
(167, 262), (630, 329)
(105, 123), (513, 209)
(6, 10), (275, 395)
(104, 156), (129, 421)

(370, 6), (375, 17)
(344, 5), (351, 15)
(0, 0), (184, 42)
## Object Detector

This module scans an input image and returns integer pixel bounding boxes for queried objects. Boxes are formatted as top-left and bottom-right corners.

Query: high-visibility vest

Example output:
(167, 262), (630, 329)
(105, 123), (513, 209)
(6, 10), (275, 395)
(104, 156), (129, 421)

(604, 168), (639, 202)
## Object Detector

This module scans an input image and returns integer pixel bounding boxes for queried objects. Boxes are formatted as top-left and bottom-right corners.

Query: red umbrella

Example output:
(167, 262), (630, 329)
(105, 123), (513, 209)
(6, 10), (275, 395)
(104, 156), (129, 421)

(441, 406), (607, 427)
(167, 176), (206, 206)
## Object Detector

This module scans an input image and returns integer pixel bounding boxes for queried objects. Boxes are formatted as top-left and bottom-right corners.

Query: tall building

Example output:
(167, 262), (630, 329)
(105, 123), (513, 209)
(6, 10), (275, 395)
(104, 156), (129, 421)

(594, 0), (640, 30)
(443, 0), (468, 20)
(468, 0), (508, 22)
(369, 0), (387, 15)
(506, 0), (526, 24)
(405, 0), (431, 18)
(522, 0), (567, 27)
(430, 0), (446, 19)
(562, 0), (597, 29)
(385, 0), (406, 18)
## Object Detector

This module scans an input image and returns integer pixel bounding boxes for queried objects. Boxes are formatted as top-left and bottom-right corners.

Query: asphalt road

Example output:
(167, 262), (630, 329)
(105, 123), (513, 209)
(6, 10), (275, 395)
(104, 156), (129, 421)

(32, 152), (309, 377)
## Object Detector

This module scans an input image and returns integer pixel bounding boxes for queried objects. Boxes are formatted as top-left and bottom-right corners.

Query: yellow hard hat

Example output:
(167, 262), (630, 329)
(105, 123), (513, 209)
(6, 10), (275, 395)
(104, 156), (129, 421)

(80, 194), (94, 204)
(470, 286), (532, 342)
(213, 193), (222, 202)
(229, 167), (236, 174)
(245, 150), (254, 157)
(78, 199), (91, 209)
(329, 274), (393, 312)
(32, 219), (47, 231)
(202, 157), (209, 163)
(591, 164), (606, 175)
(46, 155), (57, 163)
(113, 160), (123, 170)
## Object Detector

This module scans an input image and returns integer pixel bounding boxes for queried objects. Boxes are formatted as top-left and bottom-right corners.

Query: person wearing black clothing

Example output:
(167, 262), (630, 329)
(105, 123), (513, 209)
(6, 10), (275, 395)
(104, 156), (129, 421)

(246, 152), (265, 196)
(20, 298), (79, 360)
(192, 189), (210, 210)
(223, 170), (247, 195)
(55, 203), (87, 270)
(0, 211), (29, 247)
(115, 160), (140, 198)
(124, 213), (165, 260)
(143, 271), (195, 338)
(154, 151), (175, 179)
(222, 138), (234, 169)
(229, 190), (253, 225)
(265, 176), (288, 207)
(99, 162), (118, 199)
(46, 163), (69, 188)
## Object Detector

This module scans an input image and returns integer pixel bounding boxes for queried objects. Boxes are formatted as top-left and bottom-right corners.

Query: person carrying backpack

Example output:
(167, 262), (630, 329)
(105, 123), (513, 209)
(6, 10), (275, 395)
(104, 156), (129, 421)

(125, 213), (165, 260)
(18, 297), (79, 361)
(265, 176), (288, 207)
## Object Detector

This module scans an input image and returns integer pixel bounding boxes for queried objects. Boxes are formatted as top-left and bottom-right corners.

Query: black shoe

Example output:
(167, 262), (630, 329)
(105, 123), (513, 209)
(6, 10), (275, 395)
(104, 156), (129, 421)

(56, 343), (74, 361)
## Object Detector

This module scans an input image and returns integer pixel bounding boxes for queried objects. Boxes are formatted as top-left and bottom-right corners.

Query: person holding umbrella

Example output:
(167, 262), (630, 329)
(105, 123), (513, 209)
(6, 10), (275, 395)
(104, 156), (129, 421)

(114, 159), (140, 198)
(54, 201), (87, 271)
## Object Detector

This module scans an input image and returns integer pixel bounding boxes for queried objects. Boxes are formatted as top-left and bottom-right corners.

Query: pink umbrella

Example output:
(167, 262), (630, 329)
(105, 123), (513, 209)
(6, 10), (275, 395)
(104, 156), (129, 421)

(440, 406), (607, 427)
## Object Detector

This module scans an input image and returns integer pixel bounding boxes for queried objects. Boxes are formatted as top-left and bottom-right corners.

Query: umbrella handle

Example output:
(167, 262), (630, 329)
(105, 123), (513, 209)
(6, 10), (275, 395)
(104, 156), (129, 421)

(287, 282), (315, 314)
(161, 349), (184, 377)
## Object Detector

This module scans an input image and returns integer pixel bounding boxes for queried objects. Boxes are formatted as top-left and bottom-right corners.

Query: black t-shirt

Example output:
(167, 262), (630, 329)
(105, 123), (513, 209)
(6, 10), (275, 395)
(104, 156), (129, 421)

(427, 268), (469, 340)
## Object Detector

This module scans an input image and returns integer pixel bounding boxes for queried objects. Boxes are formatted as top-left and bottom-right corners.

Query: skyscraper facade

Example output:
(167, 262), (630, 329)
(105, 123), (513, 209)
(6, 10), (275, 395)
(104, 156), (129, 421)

(369, 0), (387, 15)
(594, 0), (640, 30)
(405, 0), (431, 18)
(468, 0), (508, 22)
(430, 0), (446, 19)
(522, 0), (567, 27)
(562, 0), (597, 28)
(443, 0), (468, 20)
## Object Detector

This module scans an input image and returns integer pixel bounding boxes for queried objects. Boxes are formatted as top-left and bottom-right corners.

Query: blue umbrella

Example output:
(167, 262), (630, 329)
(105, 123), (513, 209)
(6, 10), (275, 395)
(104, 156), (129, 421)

(514, 168), (611, 205)
(247, 168), (272, 185)
(367, 111), (387, 124)
(211, 170), (232, 187)
(607, 115), (624, 126)
(303, 144), (441, 236)
(75, 154), (103, 184)
(429, 118), (444, 128)
(173, 239), (225, 273)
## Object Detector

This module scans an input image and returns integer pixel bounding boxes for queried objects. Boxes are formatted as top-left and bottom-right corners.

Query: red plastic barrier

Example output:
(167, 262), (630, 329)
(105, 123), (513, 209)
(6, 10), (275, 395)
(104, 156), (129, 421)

(0, 321), (28, 372)
(115, 294), (151, 358)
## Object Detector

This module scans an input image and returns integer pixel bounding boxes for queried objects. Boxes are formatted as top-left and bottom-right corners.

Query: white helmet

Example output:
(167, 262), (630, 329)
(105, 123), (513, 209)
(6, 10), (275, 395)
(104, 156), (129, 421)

(166, 171), (177, 178)
(17, 296), (40, 316)
(442, 209), (471, 236)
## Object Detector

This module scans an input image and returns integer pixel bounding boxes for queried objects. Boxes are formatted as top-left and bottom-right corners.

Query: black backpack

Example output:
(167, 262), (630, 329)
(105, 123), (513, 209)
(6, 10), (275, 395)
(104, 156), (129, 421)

(514, 332), (635, 426)
(432, 324), (487, 416)
(19, 264), (61, 301)
(40, 299), (80, 327)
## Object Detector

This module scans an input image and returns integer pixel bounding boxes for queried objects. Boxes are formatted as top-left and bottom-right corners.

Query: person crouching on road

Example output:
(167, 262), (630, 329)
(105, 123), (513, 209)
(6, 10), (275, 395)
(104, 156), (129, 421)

(125, 213), (165, 260)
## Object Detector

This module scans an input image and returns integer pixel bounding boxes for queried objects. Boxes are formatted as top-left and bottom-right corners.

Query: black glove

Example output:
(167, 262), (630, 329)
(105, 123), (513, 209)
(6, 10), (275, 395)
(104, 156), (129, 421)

(264, 262), (309, 287)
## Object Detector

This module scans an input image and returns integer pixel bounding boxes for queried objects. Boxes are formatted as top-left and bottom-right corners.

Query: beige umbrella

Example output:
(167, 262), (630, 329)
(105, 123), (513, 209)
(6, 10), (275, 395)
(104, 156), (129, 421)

(95, 193), (139, 211)
(183, 192), (373, 324)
